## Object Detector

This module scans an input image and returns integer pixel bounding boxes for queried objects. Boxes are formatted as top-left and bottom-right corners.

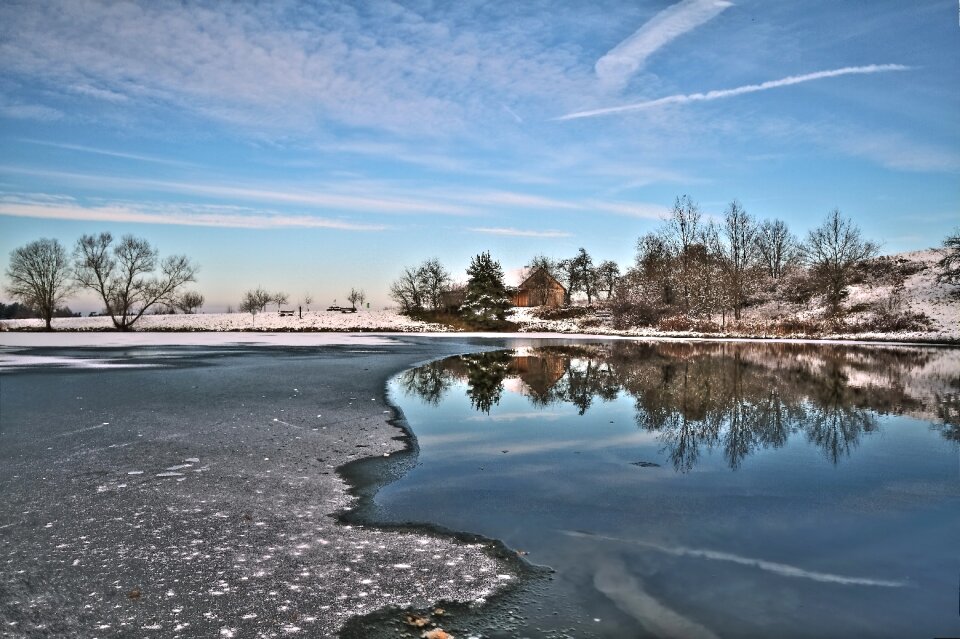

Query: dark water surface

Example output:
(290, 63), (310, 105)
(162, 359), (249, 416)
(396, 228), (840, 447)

(373, 341), (959, 638)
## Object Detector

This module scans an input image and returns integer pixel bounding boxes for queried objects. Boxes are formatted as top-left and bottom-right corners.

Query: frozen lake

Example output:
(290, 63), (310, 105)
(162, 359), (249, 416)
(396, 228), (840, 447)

(363, 341), (960, 638)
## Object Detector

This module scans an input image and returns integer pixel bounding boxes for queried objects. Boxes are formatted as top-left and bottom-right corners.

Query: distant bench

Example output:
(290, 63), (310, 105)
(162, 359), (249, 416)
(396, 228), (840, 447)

(279, 309), (295, 317)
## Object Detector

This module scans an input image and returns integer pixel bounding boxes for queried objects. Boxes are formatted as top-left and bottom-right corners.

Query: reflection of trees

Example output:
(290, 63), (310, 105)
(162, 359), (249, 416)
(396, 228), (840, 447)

(551, 357), (621, 415)
(397, 360), (455, 405)
(934, 390), (960, 442)
(625, 347), (810, 471)
(400, 341), (954, 470)
(802, 361), (878, 463)
(461, 351), (513, 414)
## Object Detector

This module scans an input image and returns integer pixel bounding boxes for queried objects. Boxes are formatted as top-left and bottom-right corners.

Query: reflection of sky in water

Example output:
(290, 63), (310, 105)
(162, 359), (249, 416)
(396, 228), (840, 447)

(382, 343), (960, 638)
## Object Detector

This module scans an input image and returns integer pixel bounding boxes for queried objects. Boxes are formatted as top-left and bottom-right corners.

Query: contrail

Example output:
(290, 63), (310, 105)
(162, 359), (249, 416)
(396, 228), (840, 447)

(563, 530), (907, 587)
(559, 64), (911, 121)
(596, 0), (733, 91)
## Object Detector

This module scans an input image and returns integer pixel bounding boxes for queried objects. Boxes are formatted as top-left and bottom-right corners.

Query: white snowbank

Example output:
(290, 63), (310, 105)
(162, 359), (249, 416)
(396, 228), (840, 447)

(0, 309), (450, 338)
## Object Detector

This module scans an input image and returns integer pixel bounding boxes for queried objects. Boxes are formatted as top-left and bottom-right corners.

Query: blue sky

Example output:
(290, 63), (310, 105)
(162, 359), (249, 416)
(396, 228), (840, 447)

(1, 0), (958, 311)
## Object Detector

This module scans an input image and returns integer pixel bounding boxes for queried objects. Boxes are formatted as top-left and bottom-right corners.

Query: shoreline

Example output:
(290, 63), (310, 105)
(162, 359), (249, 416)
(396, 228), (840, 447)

(2, 329), (958, 349)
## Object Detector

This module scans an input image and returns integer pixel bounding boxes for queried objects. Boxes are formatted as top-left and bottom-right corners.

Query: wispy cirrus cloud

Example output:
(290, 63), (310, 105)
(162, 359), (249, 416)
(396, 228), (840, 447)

(459, 191), (581, 210)
(588, 200), (670, 219)
(21, 139), (199, 168)
(596, 0), (733, 91)
(0, 102), (63, 121)
(0, 194), (387, 231)
(560, 64), (911, 120)
(0, 166), (475, 216)
(468, 227), (572, 238)
(0, 1), (590, 137)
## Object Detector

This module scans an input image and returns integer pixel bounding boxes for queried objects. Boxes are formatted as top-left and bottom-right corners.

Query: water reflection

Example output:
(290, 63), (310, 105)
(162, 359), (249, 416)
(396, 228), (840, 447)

(397, 342), (959, 471)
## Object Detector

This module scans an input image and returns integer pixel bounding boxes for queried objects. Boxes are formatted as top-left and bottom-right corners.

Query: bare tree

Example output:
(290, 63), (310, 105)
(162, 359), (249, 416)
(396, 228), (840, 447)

(390, 259), (450, 312)
(554, 258), (577, 305)
(175, 291), (205, 314)
(635, 232), (675, 304)
(303, 292), (313, 310)
(802, 209), (879, 314)
(756, 219), (799, 280)
(347, 287), (366, 309)
(715, 200), (759, 320)
(419, 258), (451, 310)
(569, 248), (597, 303)
(937, 229), (960, 291)
(595, 260), (621, 300)
(4, 238), (75, 330)
(272, 291), (289, 312)
(239, 287), (271, 326)
(390, 265), (425, 312)
(664, 195), (702, 313)
(74, 233), (197, 331)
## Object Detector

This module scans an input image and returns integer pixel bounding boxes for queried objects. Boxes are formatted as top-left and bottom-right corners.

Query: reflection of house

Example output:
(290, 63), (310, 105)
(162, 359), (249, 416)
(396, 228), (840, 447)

(511, 268), (566, 307)
(509, 354), (568, 400)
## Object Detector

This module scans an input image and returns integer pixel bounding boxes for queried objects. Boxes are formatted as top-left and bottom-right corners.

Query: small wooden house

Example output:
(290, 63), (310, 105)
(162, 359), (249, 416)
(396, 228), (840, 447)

(511, 268), (566, 307)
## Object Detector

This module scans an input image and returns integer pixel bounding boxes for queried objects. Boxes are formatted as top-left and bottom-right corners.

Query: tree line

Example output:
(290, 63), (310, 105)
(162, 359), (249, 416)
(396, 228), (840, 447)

(390, 252), (513, 328)
(391, 196), (959, 330)
(3, 233), (200, 330)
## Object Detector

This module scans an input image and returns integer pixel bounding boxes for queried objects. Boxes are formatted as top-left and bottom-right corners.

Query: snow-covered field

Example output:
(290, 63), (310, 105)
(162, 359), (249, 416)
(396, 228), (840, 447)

(0, 308), (453, 333)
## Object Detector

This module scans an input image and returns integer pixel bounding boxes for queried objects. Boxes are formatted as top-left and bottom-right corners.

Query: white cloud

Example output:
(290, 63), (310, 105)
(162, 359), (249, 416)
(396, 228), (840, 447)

(0, 195), (387, 231)
(459, 191), (581, 210)
(596, 0), (733, 91)
(588, 201), (670, 219)
(0, 103), (63, 121)
(468, 227), (572, 238)
(832, 130), (960, 173)
(20, 139), (199, 168)
(0, 1), (590, 136)
(0, 166), (475, 216)
(68, 83), (129, 103)
(560, 64), (911, 120)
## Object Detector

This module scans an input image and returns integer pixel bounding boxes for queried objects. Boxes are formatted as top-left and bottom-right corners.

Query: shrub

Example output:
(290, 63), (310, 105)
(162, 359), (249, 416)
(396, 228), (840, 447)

(610, 300), (663, 329)
(656, 315), (721, 333)
(852, 310), (934, 333)
(532, 305), (591, 320)
(779, 269), (817, 304)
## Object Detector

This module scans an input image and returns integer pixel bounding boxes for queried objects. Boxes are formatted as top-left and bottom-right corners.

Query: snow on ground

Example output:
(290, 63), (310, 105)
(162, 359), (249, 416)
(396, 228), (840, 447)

(510, 249), (960, 343)
(0, 308), (452, 334)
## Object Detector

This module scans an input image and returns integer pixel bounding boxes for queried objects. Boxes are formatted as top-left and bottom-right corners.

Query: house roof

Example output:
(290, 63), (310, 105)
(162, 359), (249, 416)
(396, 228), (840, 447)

(517, 267), (566, 293)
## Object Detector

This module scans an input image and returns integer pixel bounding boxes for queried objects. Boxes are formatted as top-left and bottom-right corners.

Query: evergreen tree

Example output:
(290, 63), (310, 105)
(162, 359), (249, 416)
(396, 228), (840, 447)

(461, 251), (511, 327)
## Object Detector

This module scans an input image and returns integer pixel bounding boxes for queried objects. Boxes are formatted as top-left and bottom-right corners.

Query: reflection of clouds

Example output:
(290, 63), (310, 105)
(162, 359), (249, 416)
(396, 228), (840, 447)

(566, 531), (907, 588)
(465, 410), (566, 423)
(593, 559), (720, 639)
(428, 431), (660, 458)
(415, 432), (486, 447)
